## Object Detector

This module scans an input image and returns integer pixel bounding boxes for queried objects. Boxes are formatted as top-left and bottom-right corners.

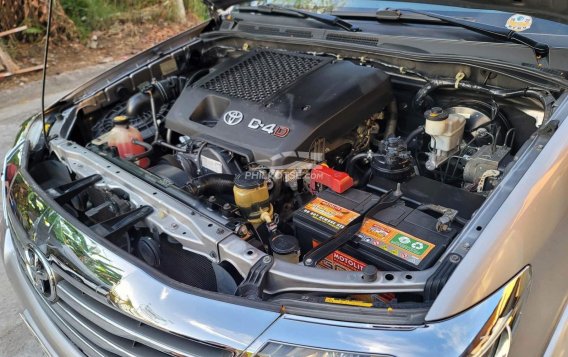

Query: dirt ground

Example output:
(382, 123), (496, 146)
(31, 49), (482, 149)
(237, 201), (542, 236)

(0, 18), (199, 90)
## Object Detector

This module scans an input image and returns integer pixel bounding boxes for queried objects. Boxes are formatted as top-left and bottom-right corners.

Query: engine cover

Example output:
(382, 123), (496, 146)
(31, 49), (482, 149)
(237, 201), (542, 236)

(166, 50), (392, 167)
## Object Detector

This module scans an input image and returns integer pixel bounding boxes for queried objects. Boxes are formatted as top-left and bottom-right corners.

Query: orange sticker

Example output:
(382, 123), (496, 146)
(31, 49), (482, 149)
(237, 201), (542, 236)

(313, 240), (367, 271)
(303, 197), (360, 230)
(358, 219), (435, 266)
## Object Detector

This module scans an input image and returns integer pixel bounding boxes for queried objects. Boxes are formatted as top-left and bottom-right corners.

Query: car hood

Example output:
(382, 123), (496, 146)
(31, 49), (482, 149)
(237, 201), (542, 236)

(207, 0), (568, 24)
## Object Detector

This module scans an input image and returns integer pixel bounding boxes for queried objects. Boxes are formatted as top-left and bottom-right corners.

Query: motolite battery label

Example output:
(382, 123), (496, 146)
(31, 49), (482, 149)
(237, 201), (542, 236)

(358, 219), (435, 266)
(303, 197), (360, 231)
(312, 241), (367, 271)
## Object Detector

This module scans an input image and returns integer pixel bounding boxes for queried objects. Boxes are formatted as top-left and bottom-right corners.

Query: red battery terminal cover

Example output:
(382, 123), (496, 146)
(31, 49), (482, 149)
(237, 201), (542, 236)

(309, 165), (354, 194)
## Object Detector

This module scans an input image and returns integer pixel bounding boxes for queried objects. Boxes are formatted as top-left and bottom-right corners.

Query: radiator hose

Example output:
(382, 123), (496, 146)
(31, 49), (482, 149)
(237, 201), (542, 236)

(186, 174), (235, 196)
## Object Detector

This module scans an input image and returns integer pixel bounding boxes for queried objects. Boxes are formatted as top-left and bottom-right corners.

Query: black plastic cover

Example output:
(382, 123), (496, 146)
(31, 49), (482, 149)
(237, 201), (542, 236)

(166, 50), (392, 167)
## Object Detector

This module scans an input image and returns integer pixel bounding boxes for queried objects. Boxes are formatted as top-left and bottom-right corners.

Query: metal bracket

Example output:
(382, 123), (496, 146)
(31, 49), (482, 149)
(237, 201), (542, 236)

(47, 174), (102, 205)
(90, 206), (153, 239)
(236, 255), (274, 300)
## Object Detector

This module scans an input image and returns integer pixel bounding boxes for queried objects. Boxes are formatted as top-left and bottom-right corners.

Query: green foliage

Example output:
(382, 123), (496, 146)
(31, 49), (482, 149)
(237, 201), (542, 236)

(185, 0), (209, 20)
(23, 27), (45, 35)
(60, 0), (122, 37)
(59, 0), (209, 39)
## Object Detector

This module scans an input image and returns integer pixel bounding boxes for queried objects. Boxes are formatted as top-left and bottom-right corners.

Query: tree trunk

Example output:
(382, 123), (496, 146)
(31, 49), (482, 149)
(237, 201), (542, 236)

(172, 0), (187, 23)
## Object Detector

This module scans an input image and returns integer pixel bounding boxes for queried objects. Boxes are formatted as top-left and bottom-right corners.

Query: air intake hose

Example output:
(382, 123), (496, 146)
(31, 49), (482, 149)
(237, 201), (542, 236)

(126, 76), (187, 117)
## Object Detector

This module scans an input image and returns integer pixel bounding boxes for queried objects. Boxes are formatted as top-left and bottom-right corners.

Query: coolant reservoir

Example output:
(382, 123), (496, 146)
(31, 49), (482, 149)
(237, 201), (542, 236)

(233, 172), (273, 226)
(107, 115), (150, 168)
(424, 107), (466, 170)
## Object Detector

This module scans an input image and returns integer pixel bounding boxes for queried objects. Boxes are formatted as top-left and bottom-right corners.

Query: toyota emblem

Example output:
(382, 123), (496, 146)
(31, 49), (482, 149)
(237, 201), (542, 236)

(223, 110), (244, 126)
(23, 244), (57, 302)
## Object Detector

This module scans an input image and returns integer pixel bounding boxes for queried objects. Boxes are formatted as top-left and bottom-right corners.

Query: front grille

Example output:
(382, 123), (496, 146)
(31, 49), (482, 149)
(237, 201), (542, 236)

(199, 50), (325, 102)
(49, 280), (230, 357)
(16, 253), (233, 357)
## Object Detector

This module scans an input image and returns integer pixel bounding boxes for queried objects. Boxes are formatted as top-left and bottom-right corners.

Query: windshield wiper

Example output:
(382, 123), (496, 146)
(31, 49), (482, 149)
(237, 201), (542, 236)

(376, 9), (549, 58)
(240, 5), (360, 32)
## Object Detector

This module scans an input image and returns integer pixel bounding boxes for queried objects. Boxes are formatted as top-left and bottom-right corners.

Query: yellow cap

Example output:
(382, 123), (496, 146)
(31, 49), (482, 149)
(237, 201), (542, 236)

(113, 115), (129, 124)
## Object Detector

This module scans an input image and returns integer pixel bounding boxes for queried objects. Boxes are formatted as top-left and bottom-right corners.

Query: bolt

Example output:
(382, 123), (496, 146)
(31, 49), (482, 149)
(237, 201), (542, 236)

(262, 256), (272, 264)
(170, 223), (179, 230)
(209, 251), (218, 259)
(305, 258), (313, 265)
(362, 265), (378, 282)
(216, 227), (225, 235)
(302, 105), (311, 111)
(463, 242), (471, 249)
(208, 196), (216, 202)
(236, 224), (249, 237)
(223, 203), (231, 210)
(536, 144), (544, 151)
(449, 254), (461, 263)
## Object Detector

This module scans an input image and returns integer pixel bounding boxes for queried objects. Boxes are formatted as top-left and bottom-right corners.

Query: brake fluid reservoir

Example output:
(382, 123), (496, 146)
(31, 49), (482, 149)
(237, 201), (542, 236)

(107, 115), (150, 168)
(233, 172), (273, 226)
(424, 107), (466, 170)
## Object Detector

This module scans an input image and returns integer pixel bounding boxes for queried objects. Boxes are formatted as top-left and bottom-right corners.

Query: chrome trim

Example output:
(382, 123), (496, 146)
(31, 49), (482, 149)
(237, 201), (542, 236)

(4, 190), (279, 353)
(2, 140), (24, 224)
(3, 168), (532, 356)
(22, 243), (57, 302)
(3, 228), (86, 357)
(246, 266), (531, 356)
(56, 281), (228, 356)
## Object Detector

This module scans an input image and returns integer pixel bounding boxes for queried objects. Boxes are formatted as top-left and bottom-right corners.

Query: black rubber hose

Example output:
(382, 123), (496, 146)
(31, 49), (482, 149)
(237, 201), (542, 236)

(186, 174), (235, 196)
(404, 125), (425, 145)
(413, 79), (553, 121)
(384, 98), (398, 138)
(127, 139), (153, 161)
(186, 68), (210, 86)
(345, 152), (370, 176)
(126, 76), (187, 117)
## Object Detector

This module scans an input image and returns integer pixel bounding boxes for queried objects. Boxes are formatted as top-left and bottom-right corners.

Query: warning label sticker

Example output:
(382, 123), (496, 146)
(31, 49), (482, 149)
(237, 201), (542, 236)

(313, 241), (367, 271)
(358, 219), (435, 266)
(324, 297), (373, 308)
(303, 197), (360, 231)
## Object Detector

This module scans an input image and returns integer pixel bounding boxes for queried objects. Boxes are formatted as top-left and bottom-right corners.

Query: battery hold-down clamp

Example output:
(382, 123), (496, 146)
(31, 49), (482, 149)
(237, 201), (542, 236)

(302, 190), (400, 281)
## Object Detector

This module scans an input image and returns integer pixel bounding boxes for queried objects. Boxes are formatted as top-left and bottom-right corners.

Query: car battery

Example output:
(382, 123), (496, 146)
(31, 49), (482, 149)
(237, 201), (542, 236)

(295, 190), (457, 271)
(293, 188), (381, 256)
(353, 203), (458, 271)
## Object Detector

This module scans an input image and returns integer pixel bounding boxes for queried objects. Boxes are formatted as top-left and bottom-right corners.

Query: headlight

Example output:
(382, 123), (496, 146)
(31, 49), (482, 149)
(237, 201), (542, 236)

(466, 266), (531, 357)
(257, 342), (381, 357)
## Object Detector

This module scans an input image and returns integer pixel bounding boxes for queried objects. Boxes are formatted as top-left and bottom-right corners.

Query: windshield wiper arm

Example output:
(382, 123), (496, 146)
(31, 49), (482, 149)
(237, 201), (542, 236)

(376, 9), (549, 58)
(243, 5), (360, 32)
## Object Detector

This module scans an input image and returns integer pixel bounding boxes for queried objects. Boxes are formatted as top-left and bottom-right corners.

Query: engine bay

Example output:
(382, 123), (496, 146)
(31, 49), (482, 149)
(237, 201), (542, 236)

(35, 35), (558, 311)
